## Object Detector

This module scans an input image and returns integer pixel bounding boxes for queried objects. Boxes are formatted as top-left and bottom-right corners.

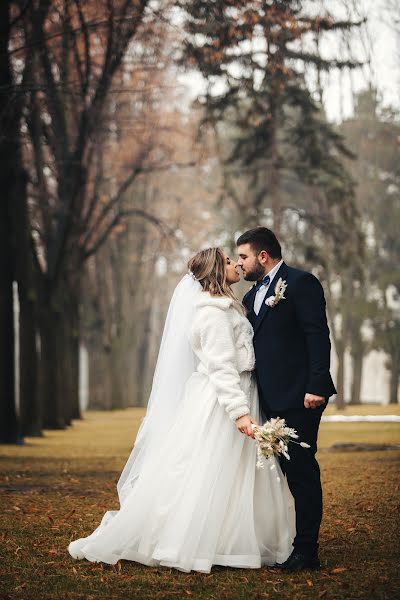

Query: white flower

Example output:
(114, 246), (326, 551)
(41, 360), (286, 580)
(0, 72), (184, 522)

(300, 442), (311, 448)
(253, 416), (311, 469)
(265, 278), (287, 308)
(265, 296), (276, 307)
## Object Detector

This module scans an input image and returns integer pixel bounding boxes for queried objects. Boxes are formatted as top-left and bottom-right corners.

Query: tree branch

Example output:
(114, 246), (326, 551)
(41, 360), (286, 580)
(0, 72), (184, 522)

(83, 208), (174, 261)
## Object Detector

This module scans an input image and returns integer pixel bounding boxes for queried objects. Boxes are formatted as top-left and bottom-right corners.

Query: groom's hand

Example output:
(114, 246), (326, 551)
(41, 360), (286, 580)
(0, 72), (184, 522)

(304, 393), (325, 409)
(235, 415), (257, 438)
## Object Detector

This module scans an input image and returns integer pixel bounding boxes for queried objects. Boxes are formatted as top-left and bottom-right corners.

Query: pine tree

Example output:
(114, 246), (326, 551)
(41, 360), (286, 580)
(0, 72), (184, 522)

(180, 0), (364, 233)
(340, 90), (400, 404)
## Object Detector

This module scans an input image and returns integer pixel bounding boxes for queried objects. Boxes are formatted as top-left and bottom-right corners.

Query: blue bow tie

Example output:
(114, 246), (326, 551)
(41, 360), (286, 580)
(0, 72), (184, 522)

(254, 274), (270, 292)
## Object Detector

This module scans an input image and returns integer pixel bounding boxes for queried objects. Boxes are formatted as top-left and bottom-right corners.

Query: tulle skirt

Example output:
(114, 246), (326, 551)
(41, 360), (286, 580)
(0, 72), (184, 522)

(68, 371), (295, 573)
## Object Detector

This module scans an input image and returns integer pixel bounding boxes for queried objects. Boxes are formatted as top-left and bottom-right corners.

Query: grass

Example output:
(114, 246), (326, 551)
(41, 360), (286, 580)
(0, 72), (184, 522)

(324, 403), (400, 416)
(1, 406), (399, 600)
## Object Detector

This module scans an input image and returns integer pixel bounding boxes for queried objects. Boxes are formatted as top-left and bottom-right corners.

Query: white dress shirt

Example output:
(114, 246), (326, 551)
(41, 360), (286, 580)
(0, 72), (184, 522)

(253, 259), (284, 316)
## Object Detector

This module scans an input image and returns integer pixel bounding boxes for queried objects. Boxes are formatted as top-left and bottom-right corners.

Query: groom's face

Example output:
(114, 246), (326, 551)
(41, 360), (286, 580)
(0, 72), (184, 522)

(237, 244), (265, 281)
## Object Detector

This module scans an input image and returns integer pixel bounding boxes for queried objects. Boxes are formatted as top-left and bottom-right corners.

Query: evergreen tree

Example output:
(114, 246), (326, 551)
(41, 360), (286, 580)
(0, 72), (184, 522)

(340, 90), (400, 404)
(180, 0), (363, 233)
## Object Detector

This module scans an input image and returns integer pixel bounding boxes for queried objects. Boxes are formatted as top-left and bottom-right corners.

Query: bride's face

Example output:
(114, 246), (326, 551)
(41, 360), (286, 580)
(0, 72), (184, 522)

(224, 254), (241, 285)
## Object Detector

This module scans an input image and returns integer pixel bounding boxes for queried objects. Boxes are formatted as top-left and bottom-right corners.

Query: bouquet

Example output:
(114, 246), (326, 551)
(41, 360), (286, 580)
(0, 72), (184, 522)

(252, 417), (310, 469)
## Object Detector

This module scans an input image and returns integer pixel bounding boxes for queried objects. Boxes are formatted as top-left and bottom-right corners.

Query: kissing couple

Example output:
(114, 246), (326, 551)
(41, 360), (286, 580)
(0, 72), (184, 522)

(69, 227), (336, 573)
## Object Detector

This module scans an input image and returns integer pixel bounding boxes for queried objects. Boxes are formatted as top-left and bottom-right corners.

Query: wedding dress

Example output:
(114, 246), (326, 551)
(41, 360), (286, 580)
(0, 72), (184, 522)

(68, 276), (295, 573)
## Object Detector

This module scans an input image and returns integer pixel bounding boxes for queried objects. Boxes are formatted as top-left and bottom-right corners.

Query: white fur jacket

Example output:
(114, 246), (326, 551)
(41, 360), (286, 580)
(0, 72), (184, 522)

(189, 292), (255, 422)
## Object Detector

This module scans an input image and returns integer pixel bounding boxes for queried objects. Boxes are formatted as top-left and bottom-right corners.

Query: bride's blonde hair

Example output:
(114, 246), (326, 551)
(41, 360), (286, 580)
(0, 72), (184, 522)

(187, 247), (245, 314)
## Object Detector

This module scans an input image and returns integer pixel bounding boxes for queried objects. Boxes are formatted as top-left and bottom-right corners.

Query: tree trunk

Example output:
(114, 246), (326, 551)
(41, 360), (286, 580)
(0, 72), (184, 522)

(88, 345), (113, 409)
(269, 116), (282, 234)
(349, 349), (363, 405)
(14, 181), (41, 436)
(335, 341), (345, 410)
(59, 314), (72, 427)
(389, 353), (399, 404)
(61, 291), (81, 422)
(137, 306), (152, 407)
(0, 201), (19, 443)
(69, 299), (81, 419)
(0, 0), (20, 443)
(38, 265), (81, 427)
(19, 287), (41, 435)
(39, 297), (65, 430)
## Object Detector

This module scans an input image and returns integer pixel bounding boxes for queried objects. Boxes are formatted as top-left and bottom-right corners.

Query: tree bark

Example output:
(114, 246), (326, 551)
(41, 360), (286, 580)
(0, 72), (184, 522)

(0, 199), (19, 443)
(61, 290), (81, 422)
(19, 286), (41, 436)
(389, 353), (399, 404)
(335, 341), (346, 410)
(39, 292), (66, 430)
(269, 105), (282, 235)
(89, 345), (113, 409)
(0, 0), (20, 443)
(14, 176), (41, 435)
(68, 296), (81, 419)
(349, 349), (363, 405)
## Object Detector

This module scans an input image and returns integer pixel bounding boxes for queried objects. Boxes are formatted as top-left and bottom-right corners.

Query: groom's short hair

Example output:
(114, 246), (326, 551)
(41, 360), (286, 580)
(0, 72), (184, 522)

(236, 227), (282, 259)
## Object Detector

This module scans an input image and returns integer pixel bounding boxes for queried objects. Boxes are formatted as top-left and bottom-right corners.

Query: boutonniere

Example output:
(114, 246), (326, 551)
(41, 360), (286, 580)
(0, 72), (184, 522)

(265, 278), (287, 307)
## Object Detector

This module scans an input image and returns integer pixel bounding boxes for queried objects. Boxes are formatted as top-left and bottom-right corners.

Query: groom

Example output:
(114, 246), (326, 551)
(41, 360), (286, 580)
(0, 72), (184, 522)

(236, 227), (336, 572)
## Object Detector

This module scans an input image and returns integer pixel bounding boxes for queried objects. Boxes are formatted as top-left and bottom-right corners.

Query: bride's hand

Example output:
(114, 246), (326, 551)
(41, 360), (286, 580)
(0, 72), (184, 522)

(235, 415), (258, 438)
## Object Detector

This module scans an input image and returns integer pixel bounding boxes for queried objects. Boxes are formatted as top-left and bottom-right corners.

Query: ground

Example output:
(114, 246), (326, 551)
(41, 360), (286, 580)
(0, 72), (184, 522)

(1, 404), (399, 599)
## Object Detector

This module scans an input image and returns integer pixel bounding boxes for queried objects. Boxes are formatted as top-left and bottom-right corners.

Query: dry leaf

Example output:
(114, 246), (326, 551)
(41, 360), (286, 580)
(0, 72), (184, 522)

(331, 567), (347, 574)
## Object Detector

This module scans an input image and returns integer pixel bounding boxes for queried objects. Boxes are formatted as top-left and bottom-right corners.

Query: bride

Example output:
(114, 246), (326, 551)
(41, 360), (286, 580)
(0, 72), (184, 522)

(68, 247), (295, 573)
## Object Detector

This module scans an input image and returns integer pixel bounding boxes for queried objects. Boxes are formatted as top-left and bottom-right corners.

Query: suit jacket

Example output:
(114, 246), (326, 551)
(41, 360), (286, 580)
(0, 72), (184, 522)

(243, 262), (336, 413)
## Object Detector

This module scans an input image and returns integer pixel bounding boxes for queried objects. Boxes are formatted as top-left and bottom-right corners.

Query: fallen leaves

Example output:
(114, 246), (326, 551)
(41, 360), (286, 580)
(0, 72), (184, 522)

(0, 408), (398, 598)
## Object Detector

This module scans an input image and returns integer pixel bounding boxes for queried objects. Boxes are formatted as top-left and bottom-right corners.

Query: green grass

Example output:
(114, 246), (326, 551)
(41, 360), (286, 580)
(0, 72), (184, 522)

(1, 407), (399, 599)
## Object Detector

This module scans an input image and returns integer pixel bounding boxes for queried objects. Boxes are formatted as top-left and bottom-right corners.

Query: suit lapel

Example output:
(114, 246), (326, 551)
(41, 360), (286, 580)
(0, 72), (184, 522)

(254, 262), (288, 336)
(243, 286), (258, 327)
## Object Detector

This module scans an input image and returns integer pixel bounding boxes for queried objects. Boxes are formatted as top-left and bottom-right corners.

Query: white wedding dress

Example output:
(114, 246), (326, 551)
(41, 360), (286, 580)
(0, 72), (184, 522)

(68, 277), (295, 573)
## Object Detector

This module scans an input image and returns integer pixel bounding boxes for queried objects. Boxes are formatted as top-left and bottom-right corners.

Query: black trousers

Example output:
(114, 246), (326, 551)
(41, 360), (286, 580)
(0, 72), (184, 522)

(268, 403), (326, 557)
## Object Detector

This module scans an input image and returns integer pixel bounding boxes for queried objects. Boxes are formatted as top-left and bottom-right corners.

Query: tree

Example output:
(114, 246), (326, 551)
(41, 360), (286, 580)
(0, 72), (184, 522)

(9, 0), (161, 431)
(180, 0), (363, 234)
(0, 0), (31, 442)
(340, 90), (400, 404)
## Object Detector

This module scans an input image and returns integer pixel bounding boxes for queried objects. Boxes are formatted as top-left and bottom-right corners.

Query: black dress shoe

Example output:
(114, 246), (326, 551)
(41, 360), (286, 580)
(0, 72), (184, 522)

(274, 551), (321, 572)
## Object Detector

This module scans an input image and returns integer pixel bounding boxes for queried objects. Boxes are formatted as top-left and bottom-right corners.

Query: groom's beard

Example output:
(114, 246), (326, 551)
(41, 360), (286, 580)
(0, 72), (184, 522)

(243, 262), (265, 282)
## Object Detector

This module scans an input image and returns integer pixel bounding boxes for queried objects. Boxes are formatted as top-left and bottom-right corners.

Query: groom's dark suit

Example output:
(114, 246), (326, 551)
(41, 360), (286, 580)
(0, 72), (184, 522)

(243, 261), (336, 557)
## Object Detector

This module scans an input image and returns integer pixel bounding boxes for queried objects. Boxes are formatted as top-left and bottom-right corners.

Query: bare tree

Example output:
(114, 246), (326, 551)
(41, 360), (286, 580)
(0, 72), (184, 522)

(7, 0), (171, 432)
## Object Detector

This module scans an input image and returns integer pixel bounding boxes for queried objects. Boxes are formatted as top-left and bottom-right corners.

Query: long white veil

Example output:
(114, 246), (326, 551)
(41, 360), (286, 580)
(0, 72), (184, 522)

(117, 274), (202, 505)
